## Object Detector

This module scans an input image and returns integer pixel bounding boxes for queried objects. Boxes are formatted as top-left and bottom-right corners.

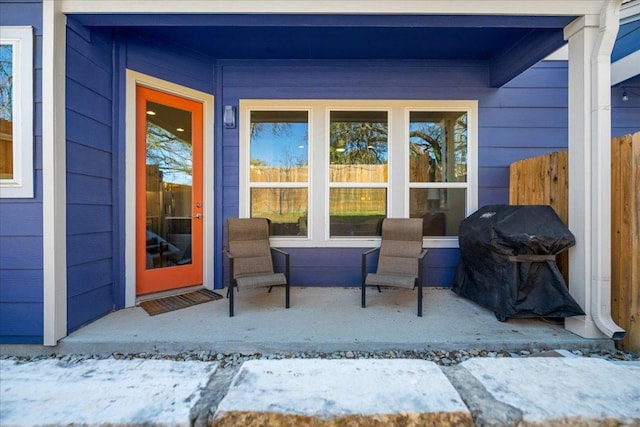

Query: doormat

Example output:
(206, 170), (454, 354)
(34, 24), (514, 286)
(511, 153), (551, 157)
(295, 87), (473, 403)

(139, 289), (223, 316)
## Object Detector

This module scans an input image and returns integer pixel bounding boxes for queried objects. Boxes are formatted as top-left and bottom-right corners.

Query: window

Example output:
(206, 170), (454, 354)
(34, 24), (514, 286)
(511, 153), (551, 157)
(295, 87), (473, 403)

(248, 110), (309, 237)
(240, 100), (477, 248)
(329, 111), (388, 237)
(0, 27), (33, 198)
(409, 111), (468, 237)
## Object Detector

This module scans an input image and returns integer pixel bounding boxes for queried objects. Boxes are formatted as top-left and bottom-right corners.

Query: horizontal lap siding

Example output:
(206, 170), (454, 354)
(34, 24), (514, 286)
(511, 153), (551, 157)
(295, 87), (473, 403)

(612, 75), (640, 137)
(479, 61), (568, 209)
(221, 60), (569, 286)
(66, 25), (115, 332)
(125, 32), (215, 95)
(0, 0), (44, 343)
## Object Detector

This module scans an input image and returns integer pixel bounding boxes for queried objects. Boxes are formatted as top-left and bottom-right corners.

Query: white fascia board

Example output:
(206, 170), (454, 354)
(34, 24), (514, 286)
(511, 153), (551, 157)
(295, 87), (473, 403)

(59, 0), (605, 15)
(612, 50), (640, 84)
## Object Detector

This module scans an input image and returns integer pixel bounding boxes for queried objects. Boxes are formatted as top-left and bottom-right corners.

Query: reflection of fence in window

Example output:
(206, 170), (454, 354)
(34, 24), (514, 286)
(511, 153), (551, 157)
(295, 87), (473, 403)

(330, 188), (386, 215)
(0, 118), (12, 179)
(409, 156), (441, 182)
(251, 187), (308, 236)
(250, 166), (308, 183)
(329, 164), (387, 183)
(251, 188), (307, 217)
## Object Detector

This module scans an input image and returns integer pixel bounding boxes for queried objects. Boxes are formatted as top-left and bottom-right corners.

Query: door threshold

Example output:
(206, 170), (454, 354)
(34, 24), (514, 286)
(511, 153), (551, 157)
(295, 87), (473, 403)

(136, 284), (205, 304)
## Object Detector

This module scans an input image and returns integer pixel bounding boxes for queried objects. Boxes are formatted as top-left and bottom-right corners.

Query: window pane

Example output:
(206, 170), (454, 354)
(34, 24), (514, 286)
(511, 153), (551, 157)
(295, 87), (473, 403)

(251, 188), (308, 237)
(330, 188), (386, 237)
(250, 111), (308, 183)
(0, 44), (13, 180)
(330, 111), (388, 183)
(409, 112), (467, 183)
(145, 101), (193, 269)
(410, 188), (467, 236)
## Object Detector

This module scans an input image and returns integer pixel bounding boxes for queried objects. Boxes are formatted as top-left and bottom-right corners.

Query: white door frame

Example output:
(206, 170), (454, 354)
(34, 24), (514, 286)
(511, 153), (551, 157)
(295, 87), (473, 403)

(125, 70), (215, 307)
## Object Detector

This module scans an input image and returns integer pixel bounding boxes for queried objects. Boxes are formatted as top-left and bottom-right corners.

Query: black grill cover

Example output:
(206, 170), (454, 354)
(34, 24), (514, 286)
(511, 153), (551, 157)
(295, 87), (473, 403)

(452, 205), (585, 319)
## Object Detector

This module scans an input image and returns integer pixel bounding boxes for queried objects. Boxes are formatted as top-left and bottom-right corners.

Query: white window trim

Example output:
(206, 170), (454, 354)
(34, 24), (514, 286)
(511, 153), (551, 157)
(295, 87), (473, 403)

(240, 99), (478, 248)
(0, 26), (34, 198)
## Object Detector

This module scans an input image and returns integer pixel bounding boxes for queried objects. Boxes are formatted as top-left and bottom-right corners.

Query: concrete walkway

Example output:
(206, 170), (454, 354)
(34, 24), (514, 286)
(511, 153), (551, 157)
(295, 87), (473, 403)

(1, 355), (639, 426)
(2, 288), (615, 357)
(3, 288), (632, 426)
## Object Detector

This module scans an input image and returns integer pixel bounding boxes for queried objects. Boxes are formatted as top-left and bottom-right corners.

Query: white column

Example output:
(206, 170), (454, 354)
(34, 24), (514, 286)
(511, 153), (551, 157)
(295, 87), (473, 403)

(42, 1), (67, 345)
(564, 1), (624, 339)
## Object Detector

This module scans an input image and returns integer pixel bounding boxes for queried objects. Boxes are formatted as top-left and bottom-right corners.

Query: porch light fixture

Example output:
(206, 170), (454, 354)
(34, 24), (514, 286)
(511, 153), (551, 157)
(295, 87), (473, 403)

(622, 90), (628, 102)
(176, 127), (184, 132)
(146, 110), (156, 116)
(224, 105), (236, 129)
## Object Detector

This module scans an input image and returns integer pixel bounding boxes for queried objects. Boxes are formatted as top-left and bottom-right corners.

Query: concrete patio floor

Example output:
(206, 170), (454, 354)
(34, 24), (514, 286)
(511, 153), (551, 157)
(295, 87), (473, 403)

(3, 287), (615, 356)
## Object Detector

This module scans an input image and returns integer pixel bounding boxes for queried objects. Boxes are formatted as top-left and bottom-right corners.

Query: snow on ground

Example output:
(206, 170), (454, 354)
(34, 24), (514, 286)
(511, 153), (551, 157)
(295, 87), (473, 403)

(0, 358), (217, 427)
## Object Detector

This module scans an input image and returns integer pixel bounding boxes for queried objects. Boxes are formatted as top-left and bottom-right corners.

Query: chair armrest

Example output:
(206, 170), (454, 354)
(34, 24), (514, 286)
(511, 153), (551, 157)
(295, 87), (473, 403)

(417, 248), (429, 285)
(271, 247), (290, 282)
(271, 247), (289, 257)
(224, 250), (235, 288)
(362, 247), (380, 286)
(363, 247), (380, 257)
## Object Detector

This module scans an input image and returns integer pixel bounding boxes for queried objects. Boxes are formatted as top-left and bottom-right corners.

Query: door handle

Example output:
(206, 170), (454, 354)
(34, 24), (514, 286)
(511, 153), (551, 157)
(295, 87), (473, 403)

(193, 213), (202, 219)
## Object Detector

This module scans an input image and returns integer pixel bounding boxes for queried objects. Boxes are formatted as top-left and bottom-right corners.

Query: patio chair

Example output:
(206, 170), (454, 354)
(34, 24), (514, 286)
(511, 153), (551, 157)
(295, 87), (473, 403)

(225, 218), (290, 317)
(362, 218), (428, 316)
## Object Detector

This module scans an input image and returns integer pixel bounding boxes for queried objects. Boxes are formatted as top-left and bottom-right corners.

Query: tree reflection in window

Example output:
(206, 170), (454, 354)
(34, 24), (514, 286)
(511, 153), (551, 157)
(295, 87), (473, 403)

(330, 111), (388, 168)
(146, 102), (192, 186)
(409, 112), (467, 183)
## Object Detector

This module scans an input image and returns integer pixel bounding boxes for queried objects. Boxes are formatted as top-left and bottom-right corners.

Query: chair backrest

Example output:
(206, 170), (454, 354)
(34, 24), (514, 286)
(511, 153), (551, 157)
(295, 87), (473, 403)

(227, 218), (274, 278)
(377, 218), (423, 277)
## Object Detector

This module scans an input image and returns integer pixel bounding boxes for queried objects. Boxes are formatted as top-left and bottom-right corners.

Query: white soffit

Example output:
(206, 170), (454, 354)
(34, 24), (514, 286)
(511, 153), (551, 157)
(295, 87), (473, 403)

(612, 51), (640, 84)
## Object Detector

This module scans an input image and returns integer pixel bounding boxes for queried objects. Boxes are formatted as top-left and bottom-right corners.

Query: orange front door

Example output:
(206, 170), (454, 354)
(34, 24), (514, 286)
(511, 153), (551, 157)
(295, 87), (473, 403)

(136, 86), (203, 295)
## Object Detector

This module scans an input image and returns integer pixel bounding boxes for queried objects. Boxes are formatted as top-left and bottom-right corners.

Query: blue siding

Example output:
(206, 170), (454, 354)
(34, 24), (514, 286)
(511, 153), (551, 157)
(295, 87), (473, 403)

(0, 0), (44, 344)
(612, 74), (640, 136)
(125, 31), (215, 94)
(219, 59), (571, 286)
(65, 23), (115, 332)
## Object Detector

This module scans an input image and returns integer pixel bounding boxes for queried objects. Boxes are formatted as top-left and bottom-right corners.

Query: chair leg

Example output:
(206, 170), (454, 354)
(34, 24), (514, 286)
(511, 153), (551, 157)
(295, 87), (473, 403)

(361, 282), (366, 308)
(229, 283), (235, 317)
(417, 281), (423, 317)
(285, 283), (290, 309)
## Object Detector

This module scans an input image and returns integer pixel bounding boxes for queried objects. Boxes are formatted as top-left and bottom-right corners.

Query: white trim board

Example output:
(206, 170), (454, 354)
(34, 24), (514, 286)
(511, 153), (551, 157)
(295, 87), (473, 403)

(42, 1), (67, 346)
(59, 0), (606, 15)
(125, 70), (215, 308)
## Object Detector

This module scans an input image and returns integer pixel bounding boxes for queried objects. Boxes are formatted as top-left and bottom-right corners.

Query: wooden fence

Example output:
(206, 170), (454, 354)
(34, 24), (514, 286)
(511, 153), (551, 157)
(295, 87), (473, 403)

(509, 151), (569, 284)
(611, 133), (640, 353)
(509, 133), (639, 352)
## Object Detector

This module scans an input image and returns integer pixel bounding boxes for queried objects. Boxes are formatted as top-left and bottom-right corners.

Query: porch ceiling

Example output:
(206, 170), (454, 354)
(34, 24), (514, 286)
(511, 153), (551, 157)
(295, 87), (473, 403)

(71, 14), (577, 87)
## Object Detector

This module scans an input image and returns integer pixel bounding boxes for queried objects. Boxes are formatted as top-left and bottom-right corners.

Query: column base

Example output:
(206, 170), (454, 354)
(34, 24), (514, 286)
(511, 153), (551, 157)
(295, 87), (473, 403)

(565, 316), (608, 339)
